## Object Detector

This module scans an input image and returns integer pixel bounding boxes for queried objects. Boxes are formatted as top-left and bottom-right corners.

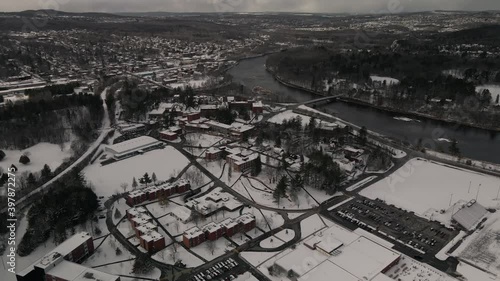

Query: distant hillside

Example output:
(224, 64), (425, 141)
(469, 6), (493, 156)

(439, 24), (500, 45)
(0, 9), (125, 18)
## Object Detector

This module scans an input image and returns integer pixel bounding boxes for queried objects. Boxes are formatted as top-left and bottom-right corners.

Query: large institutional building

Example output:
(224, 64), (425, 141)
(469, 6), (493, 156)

(16, 233), (120, 281)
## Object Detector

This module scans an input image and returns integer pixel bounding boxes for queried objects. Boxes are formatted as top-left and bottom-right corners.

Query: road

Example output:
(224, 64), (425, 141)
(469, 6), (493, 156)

(1, 89), (113, 214)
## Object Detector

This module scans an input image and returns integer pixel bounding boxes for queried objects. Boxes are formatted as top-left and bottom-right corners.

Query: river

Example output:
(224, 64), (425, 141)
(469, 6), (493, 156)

(228, 56), (500, 164)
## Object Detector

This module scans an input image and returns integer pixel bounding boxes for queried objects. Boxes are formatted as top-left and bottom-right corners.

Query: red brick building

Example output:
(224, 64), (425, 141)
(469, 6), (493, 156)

(159, 130), (178, 141)
(203, 222), (225, 241)
(205, 147), (223, 161)
(125, 179), (191, 207)
(183, 227), (206, 248)
(140, 230), (166, 252)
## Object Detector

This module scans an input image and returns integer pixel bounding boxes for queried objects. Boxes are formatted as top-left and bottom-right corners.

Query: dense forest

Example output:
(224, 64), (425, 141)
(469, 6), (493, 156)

(17, 170), (98, 256)
(0, 93), (103, 149)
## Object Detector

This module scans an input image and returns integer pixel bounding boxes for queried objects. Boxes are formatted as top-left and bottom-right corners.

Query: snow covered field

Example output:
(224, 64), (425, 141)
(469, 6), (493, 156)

(0, 142), (73, 174)
(83, 147), (190, 197)
(191, 237), (234, 261)
(185, 133), (225, 147)
(300, 214), (328, 239)
(267, 110), (338, 128)
(259, 229), (295, 248)
(360, 158), (500, 224)
(153, 243), (204, 267)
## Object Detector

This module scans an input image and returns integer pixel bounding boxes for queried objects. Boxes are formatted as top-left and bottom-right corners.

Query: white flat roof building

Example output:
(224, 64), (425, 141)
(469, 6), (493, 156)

(106, 136), (163, 158)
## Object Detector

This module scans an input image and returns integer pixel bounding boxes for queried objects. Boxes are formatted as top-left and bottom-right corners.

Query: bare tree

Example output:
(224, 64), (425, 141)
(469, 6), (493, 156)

(120, 183), (128, 193)
(206, 240), (216, 256)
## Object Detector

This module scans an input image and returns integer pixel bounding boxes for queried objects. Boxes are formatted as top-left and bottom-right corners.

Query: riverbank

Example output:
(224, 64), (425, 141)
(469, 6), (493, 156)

(267, 68), (500, 132)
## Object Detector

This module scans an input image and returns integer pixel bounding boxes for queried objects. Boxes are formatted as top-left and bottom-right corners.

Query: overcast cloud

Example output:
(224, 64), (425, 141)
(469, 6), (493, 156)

(1, 0), (499, 14)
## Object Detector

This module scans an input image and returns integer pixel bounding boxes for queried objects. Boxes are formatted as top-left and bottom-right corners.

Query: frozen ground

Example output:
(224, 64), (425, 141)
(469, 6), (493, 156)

(267, 110), (338, 128)
(83, 146), (190, 197)
(190, 237), (234, 261)
(360, 158), (500, 225)
(153, 243), (204, 267)
(260, 229), (295, 248)
(185, 133), (224, 147)
(0, 141), (73, 174)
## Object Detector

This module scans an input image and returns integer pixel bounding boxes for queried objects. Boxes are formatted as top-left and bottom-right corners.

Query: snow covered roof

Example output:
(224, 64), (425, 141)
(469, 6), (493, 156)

(184, 226), (204, 239)
(107, 136), (161, 155)
(236, 213), (256, 225)
(127, 206), (148, 217)
(275, 244), (329, 277)
(297, 260), (361, 281)
(202, 222), (222, 233)
(36, 233), (92, 269)
(452, 200), (488, 230)
(47, 260), (119, 281)
(328, 237), (400, 280)
(141, 230), (164, 242)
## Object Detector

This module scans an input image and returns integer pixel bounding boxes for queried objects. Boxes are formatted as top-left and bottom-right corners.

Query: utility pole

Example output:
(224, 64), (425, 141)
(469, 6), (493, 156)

(496, 184), (500, 201)
(449, 193), (454, 207)
(476, 184), (482, 201)
(468, 181), (471, 193)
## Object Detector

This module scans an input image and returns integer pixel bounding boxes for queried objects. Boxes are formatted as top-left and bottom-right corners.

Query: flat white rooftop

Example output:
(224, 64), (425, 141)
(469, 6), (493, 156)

(107, 136), (161, 155)
(298, 260), (361, 281)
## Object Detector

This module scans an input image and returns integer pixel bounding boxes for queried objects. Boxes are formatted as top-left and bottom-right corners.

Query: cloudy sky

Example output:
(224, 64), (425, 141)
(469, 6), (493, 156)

(1, 0), (499, 13)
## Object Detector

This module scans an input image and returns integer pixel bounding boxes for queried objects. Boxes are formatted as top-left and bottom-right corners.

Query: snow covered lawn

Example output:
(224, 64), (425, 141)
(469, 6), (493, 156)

(360, 158), (500, 224)
(0, 142), (73, 174)
(152, 243), (204, 267)
(83, 146), (190, 197)
(260, 229), (295, 248)
(185, 133), (225, 147)
(190, 237), (234, 261)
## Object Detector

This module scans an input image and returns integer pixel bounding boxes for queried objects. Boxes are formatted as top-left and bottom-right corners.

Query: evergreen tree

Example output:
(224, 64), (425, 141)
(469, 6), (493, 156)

(132, 177), (138, 190)
(0, 150), (5, 161)
(152, 172), (157, 184)
(273, 176), (288, 207)
(496, 94), (499, 104)
(41, 164), (52, 179)
(251, 155), (262, 176)
(19, 155), (30, 165)
(359, 126), (368, 145)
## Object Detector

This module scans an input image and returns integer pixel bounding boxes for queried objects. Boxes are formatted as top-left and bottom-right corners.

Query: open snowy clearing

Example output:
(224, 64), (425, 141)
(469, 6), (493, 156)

(83, 146), (190, 197)
(259, 229), (295, 249)
(190, 237), (234, 261)
(360, 158), (500, 225)
(300, 214), (328, 239)
(370, 75), (400, 85)
(185, 133), (225, 147)
(0, 142), (73, 174)
(153, 243), (204, 267)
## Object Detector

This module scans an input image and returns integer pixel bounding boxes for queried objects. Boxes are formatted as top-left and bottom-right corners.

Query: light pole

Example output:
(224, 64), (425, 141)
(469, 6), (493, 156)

(476, 184), (482, 201)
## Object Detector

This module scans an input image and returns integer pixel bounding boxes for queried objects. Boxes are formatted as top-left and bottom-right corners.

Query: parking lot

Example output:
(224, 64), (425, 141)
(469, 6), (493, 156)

(188, 257), (245, 281)
(332, 196), (459, 256)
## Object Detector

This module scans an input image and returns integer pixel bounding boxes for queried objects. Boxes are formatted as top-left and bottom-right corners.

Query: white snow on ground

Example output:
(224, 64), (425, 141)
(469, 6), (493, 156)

(240, 251), (281, 267)
(260, 235), (285, 248)
(288, 212), (305, 219)
(234, 272), (259, 281)
(256, 209), (285, 231)
(435, 231), (466, 261)
(360, 158), (500, 225)
(185, 133), (224, 147)
(0, 142), (73, 174)
(232, 177), (318, 210)
(153, 243), (204, 267)
(455, 212), (500, 277)
(190, 237), (234, 261)
(267, 110), (338, 128)
(84, 235), (133, 267)
(260, 229), (295, 249)
(456, 261), (497, 281)
(370, 75), (400, 85)
(385, 254), (457, 281)
(111, 198), (130, 226)
(275, 229), (295, 242)
(83, 146), (190, 197)
(476, 84), (500, 105)
(92, 258), (161, 280)
(300, 214), (327, 239)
